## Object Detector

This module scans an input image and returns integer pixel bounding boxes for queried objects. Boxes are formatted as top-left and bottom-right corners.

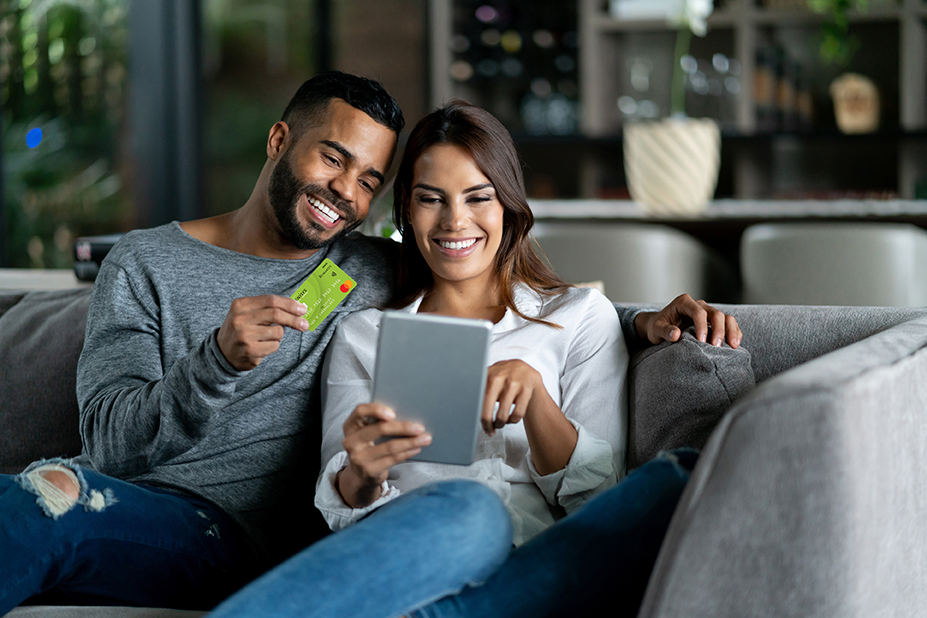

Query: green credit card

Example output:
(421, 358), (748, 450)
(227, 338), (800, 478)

(290, 258), (356, 331)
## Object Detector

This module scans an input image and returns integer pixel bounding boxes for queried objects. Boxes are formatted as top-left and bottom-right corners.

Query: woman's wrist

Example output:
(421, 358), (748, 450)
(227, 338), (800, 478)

(335, 466), (382, 509)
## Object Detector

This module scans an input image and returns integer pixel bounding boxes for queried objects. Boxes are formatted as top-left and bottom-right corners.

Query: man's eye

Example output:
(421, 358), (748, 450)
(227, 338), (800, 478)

(360, 179), (375, 193)
(324, 155), (340, 166)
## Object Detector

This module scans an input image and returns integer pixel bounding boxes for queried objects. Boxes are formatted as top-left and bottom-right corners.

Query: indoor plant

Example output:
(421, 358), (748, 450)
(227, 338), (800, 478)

(623, 0), (721, 215)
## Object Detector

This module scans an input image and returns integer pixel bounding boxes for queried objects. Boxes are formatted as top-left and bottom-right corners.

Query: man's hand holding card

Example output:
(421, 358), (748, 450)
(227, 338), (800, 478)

(217, 258), (357, 372)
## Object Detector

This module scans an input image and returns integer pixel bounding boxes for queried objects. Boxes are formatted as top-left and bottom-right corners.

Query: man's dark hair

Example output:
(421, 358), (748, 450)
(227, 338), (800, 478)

(281, 71), (405, 142)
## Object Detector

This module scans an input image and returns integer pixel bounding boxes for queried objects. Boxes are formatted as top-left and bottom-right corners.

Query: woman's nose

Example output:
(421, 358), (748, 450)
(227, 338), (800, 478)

(441, 203), (469, 230)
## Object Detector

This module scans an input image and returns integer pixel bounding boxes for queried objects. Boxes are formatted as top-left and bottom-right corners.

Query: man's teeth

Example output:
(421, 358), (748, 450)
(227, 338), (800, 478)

(439, 239), (477, 250)
(309, 197), (339, 223)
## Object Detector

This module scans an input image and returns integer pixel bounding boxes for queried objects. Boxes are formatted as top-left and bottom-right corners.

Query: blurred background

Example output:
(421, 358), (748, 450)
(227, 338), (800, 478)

(2, 0), (926, 269)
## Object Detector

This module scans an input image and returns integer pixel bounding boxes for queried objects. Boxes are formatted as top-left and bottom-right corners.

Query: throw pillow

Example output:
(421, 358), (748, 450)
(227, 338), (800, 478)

(627, 327), (755, 470)
(0, 288), (92, 474)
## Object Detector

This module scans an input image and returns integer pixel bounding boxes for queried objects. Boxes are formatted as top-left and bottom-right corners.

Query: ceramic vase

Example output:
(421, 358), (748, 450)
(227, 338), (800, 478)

(623, 117), (721, 215)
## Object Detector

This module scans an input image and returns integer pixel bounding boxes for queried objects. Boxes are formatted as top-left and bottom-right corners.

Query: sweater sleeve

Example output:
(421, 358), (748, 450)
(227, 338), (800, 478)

(614, 304), (644, 348)
(76, 260), (245, 478)
(528, 291), (630, 513)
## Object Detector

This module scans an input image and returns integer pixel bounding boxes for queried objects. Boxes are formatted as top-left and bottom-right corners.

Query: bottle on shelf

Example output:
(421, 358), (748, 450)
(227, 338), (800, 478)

(754, 45), (779, 132)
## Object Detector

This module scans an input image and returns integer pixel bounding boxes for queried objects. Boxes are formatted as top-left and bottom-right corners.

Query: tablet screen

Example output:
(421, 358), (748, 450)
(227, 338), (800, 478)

(372, 311), (493, 466)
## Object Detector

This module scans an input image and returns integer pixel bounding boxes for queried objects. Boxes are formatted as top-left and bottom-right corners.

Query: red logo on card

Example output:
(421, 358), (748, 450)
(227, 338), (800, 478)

(340, 281), (353, 293)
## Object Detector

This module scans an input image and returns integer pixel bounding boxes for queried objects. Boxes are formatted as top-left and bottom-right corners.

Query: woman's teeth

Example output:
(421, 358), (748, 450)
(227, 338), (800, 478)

(438, 239), (477, 250)
(309, 197), (339, 223)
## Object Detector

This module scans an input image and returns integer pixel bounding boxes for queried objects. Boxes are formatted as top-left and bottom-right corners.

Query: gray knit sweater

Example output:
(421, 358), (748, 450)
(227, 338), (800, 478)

(75, 222), (398, 564)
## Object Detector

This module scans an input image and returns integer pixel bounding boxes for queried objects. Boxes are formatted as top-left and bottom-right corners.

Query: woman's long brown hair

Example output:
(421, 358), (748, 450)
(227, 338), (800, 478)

(390, 100), (569, 326)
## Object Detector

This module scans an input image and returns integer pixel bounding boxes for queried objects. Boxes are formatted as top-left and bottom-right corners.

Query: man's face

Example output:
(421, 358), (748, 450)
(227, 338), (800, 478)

(267, 100), (396, 251)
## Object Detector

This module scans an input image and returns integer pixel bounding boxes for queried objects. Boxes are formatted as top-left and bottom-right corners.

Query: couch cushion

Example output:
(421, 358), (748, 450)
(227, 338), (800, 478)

(0, 288), (92, 474)
(627, 327), (755, 469)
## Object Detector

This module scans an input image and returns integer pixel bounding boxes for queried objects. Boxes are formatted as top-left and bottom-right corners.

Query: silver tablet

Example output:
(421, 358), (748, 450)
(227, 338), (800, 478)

(372, 311), (493, 466)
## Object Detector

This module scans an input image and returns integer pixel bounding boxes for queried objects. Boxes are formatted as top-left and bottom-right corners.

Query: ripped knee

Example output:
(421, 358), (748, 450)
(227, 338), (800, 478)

(16, 459), (116, 519)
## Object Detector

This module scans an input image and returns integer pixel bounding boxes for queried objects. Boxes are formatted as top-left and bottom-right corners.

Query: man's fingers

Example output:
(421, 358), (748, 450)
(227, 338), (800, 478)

(707, 306), (726, 347)
(726, 314), (742, 348)
(662, 323), (681, 342)
(685, 302), (709, 343)
(255, 306), (309, 332)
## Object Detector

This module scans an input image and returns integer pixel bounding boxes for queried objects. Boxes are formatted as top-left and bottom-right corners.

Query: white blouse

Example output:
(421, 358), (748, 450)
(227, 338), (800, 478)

(314, 285), (629, 545)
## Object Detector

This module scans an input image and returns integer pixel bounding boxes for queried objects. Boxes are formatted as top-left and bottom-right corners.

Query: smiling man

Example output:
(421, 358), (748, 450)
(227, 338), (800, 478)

(0, 72), (406, 614)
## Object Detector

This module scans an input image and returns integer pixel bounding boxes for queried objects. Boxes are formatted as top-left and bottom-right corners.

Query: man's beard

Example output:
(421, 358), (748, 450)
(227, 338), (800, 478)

(267, 153), (362, 251)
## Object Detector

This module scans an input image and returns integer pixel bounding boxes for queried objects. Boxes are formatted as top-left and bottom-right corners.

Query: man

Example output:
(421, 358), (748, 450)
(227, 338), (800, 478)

(0, 71), (404, 613)
(0, 71), (739, 614)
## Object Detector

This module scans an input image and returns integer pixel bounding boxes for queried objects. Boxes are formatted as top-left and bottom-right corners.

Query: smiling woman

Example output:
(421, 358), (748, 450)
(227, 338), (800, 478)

(407, 143), (505, 304)
(391, 102), (569, 325)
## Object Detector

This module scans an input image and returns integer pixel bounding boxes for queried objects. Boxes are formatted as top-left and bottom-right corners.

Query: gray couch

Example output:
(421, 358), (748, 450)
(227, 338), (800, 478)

(3, 285), (927, 617)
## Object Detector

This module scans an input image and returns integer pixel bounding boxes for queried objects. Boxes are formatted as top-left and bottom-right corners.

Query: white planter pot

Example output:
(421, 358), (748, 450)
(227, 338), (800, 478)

(623, 117), (721, 215)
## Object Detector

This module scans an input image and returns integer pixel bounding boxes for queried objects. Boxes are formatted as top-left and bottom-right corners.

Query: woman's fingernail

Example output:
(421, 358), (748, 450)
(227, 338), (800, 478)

(411, 423), (424, 432)
(418, 434), (432, 445)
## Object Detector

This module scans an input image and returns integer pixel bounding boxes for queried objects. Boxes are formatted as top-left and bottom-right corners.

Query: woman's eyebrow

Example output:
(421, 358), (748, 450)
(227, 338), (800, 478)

(413, 183), (445, 193)
(412, 182), (494, 194)
(412, 182), (493, 194)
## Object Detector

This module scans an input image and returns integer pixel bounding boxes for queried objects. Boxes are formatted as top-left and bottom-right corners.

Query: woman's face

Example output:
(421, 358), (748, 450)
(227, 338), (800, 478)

(408, 144), (504, 288)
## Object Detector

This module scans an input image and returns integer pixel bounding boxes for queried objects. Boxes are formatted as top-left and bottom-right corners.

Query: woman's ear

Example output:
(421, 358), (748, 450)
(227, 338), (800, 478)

(267, 121), (290, 161)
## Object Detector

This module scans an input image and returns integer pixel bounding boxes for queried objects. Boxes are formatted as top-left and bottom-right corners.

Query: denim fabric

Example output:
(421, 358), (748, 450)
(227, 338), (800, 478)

(208, 480), (513, 618)
(0, 463), (257, 614)
(412, 449), (698, 618)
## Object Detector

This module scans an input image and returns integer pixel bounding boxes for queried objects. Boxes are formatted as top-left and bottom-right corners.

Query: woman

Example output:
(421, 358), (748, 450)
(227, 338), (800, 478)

(210, 101), (734, 618)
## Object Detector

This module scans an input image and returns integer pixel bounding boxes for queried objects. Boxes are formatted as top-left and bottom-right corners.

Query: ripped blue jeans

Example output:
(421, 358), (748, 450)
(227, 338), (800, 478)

(0, 459), (257, 614)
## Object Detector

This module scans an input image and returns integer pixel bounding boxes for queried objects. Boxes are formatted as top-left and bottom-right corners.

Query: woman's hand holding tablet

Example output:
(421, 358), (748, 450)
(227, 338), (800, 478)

(337, 403), (432, 508)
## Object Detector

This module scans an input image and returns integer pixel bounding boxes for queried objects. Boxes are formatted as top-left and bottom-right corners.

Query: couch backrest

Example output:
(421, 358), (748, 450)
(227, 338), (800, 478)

(0, 288), (92, 474)
(715, 303), (927, 383)
(3, 288), (925, 478)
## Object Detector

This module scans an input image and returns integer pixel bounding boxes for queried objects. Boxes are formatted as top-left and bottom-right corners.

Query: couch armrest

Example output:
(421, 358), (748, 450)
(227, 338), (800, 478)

(640, 314), (927, 617)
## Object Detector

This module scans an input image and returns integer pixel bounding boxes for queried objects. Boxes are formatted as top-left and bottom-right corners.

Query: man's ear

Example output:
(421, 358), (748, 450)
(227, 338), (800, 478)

(267, 121), (290, 161)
